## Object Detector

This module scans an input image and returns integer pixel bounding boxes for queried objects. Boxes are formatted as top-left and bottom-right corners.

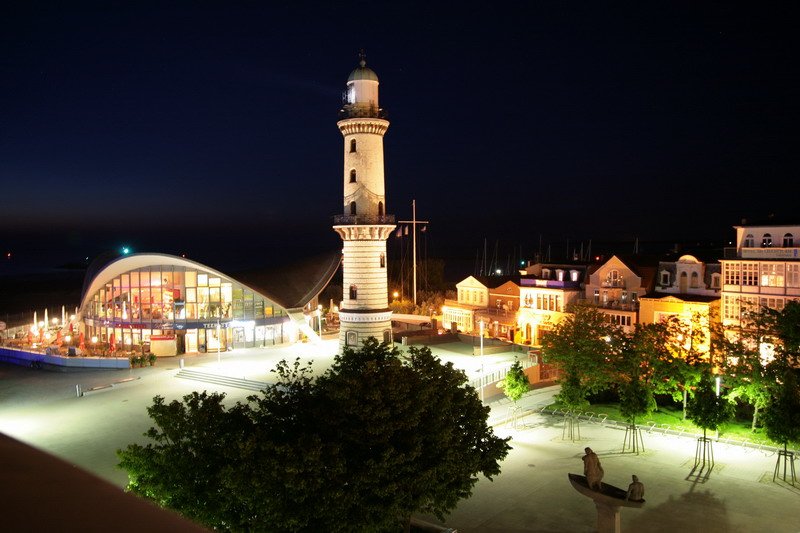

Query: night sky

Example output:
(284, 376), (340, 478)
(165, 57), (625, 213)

(2, 2), (798, 276)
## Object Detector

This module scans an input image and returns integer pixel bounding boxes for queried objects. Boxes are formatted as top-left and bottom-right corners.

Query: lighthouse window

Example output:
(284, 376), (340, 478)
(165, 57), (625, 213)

(346, 331), (358, 347)
(350, 169), (357, 183)
(350, 201), (357, 215)
(350, 139), (357, 153)
(378, 202), (384, 216)
(349, 285), (357, 300)
(380, 253), (385, 268)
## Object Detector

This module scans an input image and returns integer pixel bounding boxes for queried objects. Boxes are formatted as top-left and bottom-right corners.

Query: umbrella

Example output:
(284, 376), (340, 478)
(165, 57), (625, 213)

(109, 332), (116, 352)
(78, 331), (85, 350)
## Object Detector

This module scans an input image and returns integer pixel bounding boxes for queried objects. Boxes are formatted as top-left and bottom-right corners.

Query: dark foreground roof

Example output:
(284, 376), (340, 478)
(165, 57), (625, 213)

(234, 251), (342, 309)
(0, 432), (205, 532)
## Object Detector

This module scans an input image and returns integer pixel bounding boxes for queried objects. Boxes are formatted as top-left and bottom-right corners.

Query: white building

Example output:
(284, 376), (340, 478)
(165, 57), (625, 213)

(720, 221), (800, 328)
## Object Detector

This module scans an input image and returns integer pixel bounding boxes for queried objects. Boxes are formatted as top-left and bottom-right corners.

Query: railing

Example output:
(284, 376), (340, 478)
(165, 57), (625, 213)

(600, 280), (626, 288)
(333, 214), (396, 225)
(534, 407), (799, 456)
(338, 106), (388, 120)
(468, 359), (534, 391)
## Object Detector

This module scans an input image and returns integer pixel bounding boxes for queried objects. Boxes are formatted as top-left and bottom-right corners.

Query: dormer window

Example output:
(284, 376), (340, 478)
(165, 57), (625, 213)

(744, 234), (755, 247)
(570, 270), (579, 282)
(542, 268), (551, 279)
(762, 233), (772, 247)
(784, 233), (794, 247)
(349, 169), (357, 183)
(350, 139), (356, 153)
(556, 269), (565, 281)
(711, 273), (721, 289)
(660, 271), (670, 286)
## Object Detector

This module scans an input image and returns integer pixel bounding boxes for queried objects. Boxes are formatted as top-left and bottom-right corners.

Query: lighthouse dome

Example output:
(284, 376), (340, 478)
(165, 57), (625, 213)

(348, 59), (379, 82)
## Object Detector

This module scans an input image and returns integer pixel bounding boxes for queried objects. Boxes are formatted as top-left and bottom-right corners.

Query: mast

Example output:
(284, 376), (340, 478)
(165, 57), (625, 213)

(399, 199), (429, 305)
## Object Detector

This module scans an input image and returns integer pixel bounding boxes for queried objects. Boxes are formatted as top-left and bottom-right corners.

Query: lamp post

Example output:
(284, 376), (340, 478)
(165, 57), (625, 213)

(317, 305), (323, 338)
(479, 319), (485, 403)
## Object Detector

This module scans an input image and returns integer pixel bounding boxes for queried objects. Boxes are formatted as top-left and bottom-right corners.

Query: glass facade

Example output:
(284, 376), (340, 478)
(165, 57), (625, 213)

(83, 263), (290, 353)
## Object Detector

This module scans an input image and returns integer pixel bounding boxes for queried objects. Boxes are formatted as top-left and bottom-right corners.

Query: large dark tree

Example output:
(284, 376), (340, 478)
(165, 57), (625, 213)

(118, 339), (510, 532)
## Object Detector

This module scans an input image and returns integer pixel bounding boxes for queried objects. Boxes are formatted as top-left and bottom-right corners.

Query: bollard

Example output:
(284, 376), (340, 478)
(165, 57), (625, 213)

(179, 358), (184, 369)
(76, 384), (82, 398)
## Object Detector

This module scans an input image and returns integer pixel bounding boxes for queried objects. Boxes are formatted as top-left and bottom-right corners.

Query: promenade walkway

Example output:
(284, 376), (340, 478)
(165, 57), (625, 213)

(423, 386), (800, 532)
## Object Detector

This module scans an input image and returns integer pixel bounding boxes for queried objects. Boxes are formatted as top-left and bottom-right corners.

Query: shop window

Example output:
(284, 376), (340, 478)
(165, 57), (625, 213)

(350, 139), (357, 153)
(349, 285), (358, 300)
(350, 201), (357, 215)
(350, 169), (357, 183)
(762, 233), (773, 247)
(783, 233), (794, 247)
(380, 253), (385, 268)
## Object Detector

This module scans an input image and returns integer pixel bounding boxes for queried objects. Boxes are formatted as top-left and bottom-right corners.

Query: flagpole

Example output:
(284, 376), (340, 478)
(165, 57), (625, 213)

(399, 200), (429, 306)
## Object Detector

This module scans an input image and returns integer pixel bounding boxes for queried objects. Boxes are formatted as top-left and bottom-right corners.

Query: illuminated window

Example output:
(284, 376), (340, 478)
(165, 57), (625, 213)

(350, 139), (356, 153)
(349, 169), (357, 183)
(724, 262), (741, 285)
(760, 263), (784, 287)
(349, 285), (357, 300)
(593, 289), (599, 303)
(570, 270), (580, 282)
(744, 234), (755, 247)
(762, 233), (773, 247)
(742, 263), (759, 286)
(556, 269), (565, 281)
(783, 233), (794, 247)
(787, 265), (800, 287)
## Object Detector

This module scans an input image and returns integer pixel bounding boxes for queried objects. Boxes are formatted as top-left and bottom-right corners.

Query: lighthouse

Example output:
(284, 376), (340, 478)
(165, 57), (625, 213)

(333, 54), (396, 348)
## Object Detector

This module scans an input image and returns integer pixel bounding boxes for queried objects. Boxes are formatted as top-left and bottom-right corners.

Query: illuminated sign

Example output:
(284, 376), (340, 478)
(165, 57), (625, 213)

(740, 248), (800, 259)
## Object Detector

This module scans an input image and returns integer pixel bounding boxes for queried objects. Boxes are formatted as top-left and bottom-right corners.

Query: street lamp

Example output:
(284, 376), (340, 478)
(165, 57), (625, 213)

(217, 317), (221, 365)
(317, 305), (323, 338)
(479, 319), (485, 403)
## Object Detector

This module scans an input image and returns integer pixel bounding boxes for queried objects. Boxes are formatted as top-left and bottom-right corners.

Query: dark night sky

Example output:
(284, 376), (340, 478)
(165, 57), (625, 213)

(1, 2), (798, 275)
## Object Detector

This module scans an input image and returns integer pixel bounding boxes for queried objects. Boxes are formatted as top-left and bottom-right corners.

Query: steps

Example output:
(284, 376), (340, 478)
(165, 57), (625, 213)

(175, 369), (269, 392)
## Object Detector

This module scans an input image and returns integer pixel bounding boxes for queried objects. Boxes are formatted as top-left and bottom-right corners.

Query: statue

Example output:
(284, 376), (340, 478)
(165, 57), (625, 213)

(582, 447), (604, 490)
(626, 475), (644, 502)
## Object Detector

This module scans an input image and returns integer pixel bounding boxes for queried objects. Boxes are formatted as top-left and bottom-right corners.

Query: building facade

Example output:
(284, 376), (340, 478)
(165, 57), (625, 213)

(720, 222), (800, 329)
(332, 56), (396, 347)
(79, 254), (298, 355)
(584, 255), (657, 333)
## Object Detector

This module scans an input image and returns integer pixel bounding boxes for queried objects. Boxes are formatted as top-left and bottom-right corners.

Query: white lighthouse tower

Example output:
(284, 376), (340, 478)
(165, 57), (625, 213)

(333, 54), (395, 348)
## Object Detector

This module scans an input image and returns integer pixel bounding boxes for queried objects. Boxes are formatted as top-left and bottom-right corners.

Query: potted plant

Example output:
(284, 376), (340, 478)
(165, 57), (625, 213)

(129, 355), (139, 368)
(148, 353), (157, 366)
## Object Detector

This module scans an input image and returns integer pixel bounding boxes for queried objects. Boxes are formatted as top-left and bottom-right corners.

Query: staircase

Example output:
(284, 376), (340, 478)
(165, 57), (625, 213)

(175, 369), (269, 392)
(286, 309), (322, 343)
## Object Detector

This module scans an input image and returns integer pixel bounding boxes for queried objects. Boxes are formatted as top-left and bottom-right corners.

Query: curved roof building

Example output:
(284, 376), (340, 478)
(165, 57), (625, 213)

(79, 252), (339, 354)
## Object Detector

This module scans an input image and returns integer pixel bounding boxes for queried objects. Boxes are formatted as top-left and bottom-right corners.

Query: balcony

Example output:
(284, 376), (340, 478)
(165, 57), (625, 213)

(600, 280), (626, 288)
(333, 214), (396, 225)
(338, 106), (388, 120)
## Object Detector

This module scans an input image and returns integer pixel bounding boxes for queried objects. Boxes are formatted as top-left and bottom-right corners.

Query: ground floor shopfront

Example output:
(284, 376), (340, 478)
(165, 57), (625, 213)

(83, 317), (294, 356)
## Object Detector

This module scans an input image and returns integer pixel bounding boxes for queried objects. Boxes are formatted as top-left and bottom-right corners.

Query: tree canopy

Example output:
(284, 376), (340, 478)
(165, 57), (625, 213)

(118, 339), (510, 532)
(686, 371), (733, 439)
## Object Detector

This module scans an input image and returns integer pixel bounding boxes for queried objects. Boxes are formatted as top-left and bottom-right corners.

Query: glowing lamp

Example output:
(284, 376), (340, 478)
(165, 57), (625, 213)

(91, 336), (98, 344)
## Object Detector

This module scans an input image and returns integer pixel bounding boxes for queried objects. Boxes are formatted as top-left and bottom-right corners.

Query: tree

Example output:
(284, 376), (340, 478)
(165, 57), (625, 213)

(686, 371), (733, 440)
(118, 339), (510, 532)
(662, 314), (708, 419)
(616, 324), (661, 452)
(499, 357), (530, 405)
(541, 303), (621, 401)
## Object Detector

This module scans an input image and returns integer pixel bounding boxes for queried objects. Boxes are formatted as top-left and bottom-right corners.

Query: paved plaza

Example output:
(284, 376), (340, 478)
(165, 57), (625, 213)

(1, 339), (798, 532)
